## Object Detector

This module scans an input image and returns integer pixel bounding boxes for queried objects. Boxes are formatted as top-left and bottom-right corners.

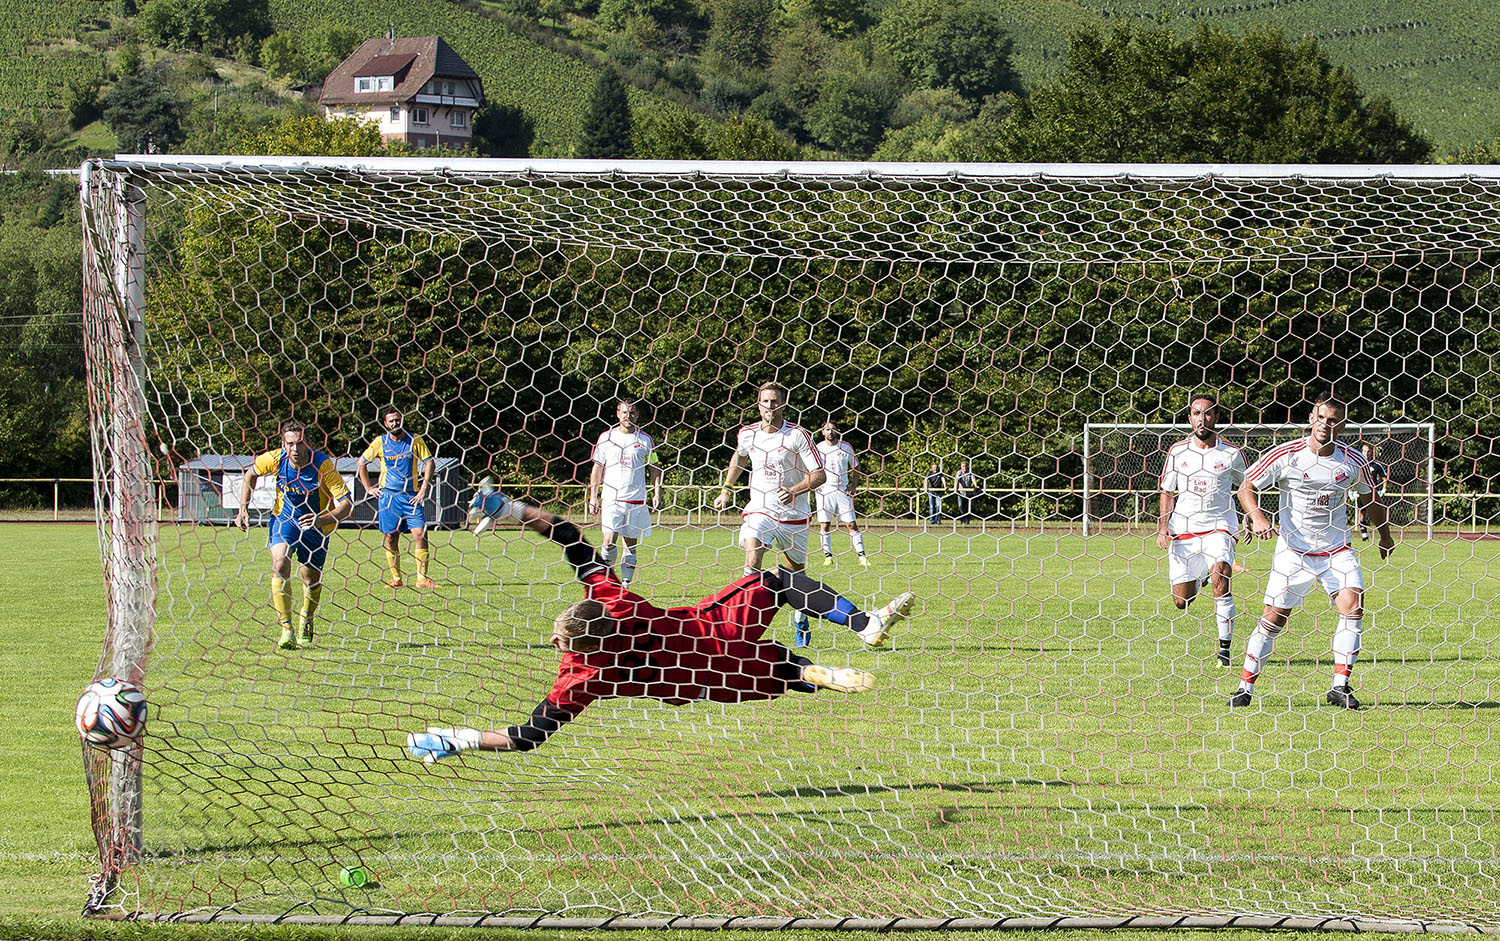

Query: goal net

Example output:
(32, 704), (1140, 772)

(1083, 422), (1436, 537)
(79, 157), (1500, 929)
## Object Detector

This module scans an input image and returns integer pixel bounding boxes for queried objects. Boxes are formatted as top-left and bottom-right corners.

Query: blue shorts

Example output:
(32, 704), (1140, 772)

(377, 490), (428, 535)
(269, 516), (331, 569)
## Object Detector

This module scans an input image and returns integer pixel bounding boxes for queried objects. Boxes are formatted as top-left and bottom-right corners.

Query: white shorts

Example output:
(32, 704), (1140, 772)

(738, 514), (809, 566)
(1263, 540), (1364, 609)
(600, 502), (652, 540)
(816, 491), (856, 523)
(1168, 531), (1236, 586)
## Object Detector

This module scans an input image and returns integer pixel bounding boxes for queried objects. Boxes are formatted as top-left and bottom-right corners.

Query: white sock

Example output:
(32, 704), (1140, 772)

(1332, 614), (1362, 688)
(429, 727), (481, 752)
(1214, 595), (1236, 642)
(820, 532), (833, 555)
(1239, 617), (1282, 693)
(601, 543), (618, 567)
(620, 549), (638, 584)
(851, 531), (866, 555)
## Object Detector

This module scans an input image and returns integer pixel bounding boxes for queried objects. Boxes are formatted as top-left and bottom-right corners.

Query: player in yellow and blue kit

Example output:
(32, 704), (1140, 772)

(233, 420), (353, 650)
(357, 407), (437, 589)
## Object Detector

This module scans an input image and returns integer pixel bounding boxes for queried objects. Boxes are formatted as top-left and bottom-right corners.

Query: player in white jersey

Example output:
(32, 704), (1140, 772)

(815, 421), (869, 568)
(586, 397), (664, 589)
(1231, 395), (1396, 711)
(713, 381), (827, 647)
(1155, 395), (1246, 666)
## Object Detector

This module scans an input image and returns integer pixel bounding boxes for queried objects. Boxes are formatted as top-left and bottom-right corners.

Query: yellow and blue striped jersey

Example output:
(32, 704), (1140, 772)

(252, 448), (352, 535)
(360, 433), (434, 494)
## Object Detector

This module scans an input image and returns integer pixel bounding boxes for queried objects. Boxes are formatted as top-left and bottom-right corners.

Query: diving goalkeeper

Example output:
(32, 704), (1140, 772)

(407, 487), (914, 762)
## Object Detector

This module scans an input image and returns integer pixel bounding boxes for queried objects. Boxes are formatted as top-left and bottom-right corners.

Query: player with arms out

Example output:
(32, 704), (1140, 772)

(712, 382), (826, 648)
(1155, 395), (1246, 666)
(815, 420), (869, 569)
(1231, 394), (1396, 710)
(408, 495), (915, 762)
(234, 419), (353, 649)
(586, 396), (664, 589)
(357, 407), (437, 589)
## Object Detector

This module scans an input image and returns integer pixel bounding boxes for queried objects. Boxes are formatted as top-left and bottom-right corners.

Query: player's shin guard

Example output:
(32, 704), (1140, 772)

(1214, 595), (1236, 642)
(620, 548), (638, 584)
(385, 549), (401, 582)
(1238, 617), (1282, 692)
(600, 542), (618, 567)
(414, 547), (430, 579)
(270, 576), (293, 630)
(819, 532), (833, 556)
(299, 584), (322, 640)
(851, 531), (866, 555)
(772, 567), (867, 634)
(1332, 615), (1363, 688)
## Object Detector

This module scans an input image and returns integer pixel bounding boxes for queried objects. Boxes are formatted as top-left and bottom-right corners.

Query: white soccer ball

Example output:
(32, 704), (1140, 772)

(75, 678), (148, 749)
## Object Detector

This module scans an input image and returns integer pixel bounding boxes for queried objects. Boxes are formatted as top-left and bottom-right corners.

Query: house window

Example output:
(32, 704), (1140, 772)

(356, 77), (373, 92)
(450, 110), (467, 128)
(376, 76), (393, 92)
(390, 106), (400, 121)
(412, 108), (428, 125)
(441, 80), (453, 95)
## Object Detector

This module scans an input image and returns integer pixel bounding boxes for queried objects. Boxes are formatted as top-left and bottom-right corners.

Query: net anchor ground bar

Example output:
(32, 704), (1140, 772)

(126, 913), (1500, 933)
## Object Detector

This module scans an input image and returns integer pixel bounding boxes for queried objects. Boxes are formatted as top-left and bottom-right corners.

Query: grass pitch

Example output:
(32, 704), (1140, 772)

(4, 521), (1500, 927)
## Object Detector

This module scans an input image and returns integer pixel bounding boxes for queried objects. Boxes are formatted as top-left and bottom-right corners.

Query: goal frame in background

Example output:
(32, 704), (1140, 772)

(1082, 422), (1437, 538)
(77, 156), (1500, 928)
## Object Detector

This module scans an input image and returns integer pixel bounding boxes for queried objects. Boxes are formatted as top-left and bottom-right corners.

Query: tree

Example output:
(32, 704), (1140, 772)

(137, 0), (271, 55)
(805, 54), (901, 157)
(712, 113), (798, 159)
(577, 69), (634, 158)
(299, 25), (362, 83)
(706, 0), (775, 70)
(472, 102), (535, 157)
(872, 0), (1020, 102)
(259, 32), (300, 81)
(635, 109), (712, 159)
(65, 74), (104, 130)
(995, 23), (1431, 164)
(782, 0), (869, 39)
(238, 114), (386, 156)
(768, 22), (837, 114)
(102, 72), (185, 154)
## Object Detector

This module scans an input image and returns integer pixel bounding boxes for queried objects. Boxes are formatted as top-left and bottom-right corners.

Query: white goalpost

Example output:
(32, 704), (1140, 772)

(1083, 422), (1438, 539)
(77, 156), (1500, 928)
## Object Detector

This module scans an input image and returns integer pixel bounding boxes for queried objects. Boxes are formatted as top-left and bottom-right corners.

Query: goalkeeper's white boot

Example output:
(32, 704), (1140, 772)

(801, 664), (876, 693)
(406, 727), (478, 765)
(858, 591), (915, 649)
(468, 481), (527, 535)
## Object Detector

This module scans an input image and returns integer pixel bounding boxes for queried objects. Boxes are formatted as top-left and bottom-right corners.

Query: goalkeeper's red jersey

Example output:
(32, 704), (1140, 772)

(546, 571), (795, 713)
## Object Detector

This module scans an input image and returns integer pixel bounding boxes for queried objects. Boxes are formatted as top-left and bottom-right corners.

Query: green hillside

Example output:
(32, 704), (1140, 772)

(0, 2), (108, 120)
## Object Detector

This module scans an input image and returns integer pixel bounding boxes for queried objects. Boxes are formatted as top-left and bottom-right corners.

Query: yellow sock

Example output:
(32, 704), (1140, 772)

(270, 577), (293, 629)
(385, 550), (402, 581)
(300, 584), (323, 628)
(415, 547), (430, 579)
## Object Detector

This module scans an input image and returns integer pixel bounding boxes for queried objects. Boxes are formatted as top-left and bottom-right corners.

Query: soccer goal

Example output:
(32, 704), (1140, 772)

(78, 157), (1500, 929)
(1083, 422), (1437, 538)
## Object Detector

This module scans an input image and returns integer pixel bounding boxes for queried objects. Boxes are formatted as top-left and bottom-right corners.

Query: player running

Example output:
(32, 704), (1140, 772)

(234, 419), (353, 650)
(586, 396), (663, 589)
(1230, 394), (1396, 710)
(712, 382), (826, 647)
(357, 407), (437, 589)
(408, 494), (915, 762)
(815, 420), (868, 568)
(1155, 395), (1246, 666)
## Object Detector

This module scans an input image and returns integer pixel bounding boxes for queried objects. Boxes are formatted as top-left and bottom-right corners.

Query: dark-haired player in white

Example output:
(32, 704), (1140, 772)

(1155, 395), (1245, 666)
(1232, 395), (1396, 710)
